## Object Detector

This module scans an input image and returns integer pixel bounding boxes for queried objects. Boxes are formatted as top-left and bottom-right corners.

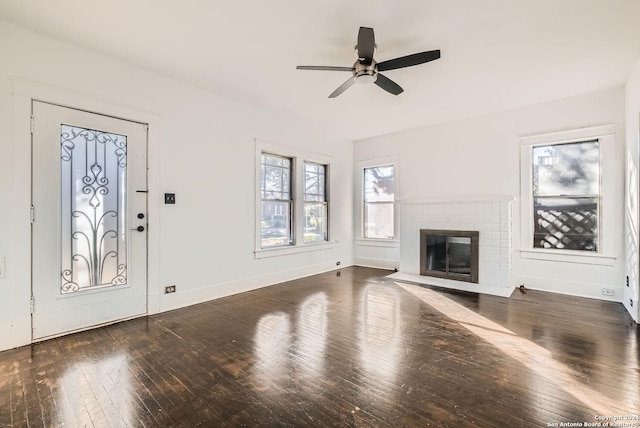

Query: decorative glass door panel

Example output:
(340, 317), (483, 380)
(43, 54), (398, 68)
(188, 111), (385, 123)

(60, 125), (128, 294)
(32, 101), (148, 341)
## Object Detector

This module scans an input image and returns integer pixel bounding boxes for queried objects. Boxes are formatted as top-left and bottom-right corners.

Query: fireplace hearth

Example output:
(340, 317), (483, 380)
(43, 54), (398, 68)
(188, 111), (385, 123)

(420, 229), (479, 283)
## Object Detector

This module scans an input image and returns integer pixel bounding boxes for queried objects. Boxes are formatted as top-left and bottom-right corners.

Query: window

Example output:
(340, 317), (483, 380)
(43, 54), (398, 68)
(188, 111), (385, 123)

(256, 141), (332, 256)
(260, 154), (292, 248)
(303, 162), (328, 244)
(520, 124), (616, 265)
(363, 165), (395, 239)
(532, 140), (599, 251)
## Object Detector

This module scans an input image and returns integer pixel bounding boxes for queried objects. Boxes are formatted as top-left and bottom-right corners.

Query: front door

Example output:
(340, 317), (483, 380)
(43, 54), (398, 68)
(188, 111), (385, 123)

(31, 101), (148, 340)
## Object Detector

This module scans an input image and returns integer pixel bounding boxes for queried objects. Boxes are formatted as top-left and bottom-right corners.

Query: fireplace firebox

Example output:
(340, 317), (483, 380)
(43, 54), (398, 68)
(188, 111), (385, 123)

(420, 229), (479, 283)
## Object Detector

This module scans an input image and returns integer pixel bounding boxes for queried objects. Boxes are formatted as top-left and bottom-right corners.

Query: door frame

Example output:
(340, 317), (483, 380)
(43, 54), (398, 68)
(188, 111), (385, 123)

(10, 79), (162, 346)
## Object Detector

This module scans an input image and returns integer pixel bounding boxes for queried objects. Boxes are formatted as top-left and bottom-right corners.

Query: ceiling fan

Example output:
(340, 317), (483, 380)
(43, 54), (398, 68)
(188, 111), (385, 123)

(297, 26), (441, 98)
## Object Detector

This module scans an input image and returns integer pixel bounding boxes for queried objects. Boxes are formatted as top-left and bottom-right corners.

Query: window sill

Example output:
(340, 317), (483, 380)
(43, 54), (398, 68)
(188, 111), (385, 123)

(355, 238), (400, 248)
(254, 242), (334, 259)
(519, 248), (616, 266)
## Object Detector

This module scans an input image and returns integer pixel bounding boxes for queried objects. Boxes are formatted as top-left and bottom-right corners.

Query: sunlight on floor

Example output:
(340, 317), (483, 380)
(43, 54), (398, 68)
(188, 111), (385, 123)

(398, 282), (638, 415)
(59, 353), (133, 426)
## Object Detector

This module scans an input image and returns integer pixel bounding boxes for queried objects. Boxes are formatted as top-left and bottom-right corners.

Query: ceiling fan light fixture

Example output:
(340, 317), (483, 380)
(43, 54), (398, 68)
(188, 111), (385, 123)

(356, 74), (376, 85)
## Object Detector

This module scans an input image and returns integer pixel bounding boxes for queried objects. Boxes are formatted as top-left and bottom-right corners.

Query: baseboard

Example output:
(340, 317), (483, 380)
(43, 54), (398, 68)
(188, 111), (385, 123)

(0, 316), (31, 352)
(354, 257), (399, 271)
(159, 261), (346, 313)
(515, 274), (623, 303)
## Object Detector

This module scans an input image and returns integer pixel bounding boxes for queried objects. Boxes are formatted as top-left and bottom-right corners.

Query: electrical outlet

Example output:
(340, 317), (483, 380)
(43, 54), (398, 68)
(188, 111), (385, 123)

(631, 299), (634, 307)
(164, 193), (176, 204)
(601, 288), (615, 296)
(336, 261), (341, 266)
(627, 276), (630, 287)
(164, 285), (176, 294)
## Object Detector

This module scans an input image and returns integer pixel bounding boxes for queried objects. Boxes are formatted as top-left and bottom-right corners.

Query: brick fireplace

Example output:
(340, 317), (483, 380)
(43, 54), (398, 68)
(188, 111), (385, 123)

(389, 198), (514, 297)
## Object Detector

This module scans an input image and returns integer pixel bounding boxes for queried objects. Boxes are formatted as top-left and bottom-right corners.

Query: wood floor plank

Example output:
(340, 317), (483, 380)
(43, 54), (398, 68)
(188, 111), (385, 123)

(1, 266), (639, 426)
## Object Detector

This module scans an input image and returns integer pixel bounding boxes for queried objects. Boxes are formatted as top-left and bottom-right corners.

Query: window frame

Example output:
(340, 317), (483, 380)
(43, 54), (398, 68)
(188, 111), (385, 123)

(260, 152), (294, 248)
(303, 161), (328, 245)
(356, 157), (400, 245)
(520, 125), (616, 266)
(255, 140), (333, 258)
(363, 165), (396, 239)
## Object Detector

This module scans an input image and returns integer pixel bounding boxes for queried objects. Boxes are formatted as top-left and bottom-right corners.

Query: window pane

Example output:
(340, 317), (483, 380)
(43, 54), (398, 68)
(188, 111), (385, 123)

(261, 201), (291, 248)
(60, 125), (128, 293)
(533, 197), (598, 251)
(304, 202), (327, 244)
(364, 202), (394, 239)
(261, 154), (291, 200)
(533, 141), (599, 196)
(364, 166), (394, 202)
(304, 162), (325, 202)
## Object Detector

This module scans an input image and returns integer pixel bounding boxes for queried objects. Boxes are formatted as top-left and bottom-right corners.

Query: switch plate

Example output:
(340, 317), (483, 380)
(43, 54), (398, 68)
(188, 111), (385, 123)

(0, 257), (4, 279)
(601, 288), (615, 296)
(164, 193), (176, 204)
(164, 285), (176, 294)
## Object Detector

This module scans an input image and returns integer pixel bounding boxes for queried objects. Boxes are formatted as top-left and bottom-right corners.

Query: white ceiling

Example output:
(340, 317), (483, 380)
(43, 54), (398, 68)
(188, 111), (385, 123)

(1, 0), (639, 140)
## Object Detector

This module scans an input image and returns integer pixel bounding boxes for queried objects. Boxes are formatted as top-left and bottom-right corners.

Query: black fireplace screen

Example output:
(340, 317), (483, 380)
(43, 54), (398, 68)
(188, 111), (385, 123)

(420, 229), (479, 283)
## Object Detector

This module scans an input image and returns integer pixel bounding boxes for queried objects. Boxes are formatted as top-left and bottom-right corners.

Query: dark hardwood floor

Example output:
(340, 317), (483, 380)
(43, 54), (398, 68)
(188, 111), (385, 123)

(1, 266), (639, 427)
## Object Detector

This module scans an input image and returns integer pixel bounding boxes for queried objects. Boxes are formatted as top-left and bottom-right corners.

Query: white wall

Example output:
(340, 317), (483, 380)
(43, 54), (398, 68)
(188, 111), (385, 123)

(355, 87), (627, 304)
(624, 55), (640, 322)
(0, 19), (354, 351)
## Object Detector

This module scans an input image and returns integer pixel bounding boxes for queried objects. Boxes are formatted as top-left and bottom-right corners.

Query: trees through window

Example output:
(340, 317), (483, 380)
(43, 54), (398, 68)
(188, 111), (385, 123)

(260, 154), (292, 248)
(363, 165), (395, 239)
(303, 162), (327, 244)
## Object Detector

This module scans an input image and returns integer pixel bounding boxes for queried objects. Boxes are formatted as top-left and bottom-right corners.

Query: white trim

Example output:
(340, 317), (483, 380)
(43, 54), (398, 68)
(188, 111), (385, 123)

(355, 238), (400, 248)
(520, 124), (615, 145)
(400, 195), (516, 205)
(159, 260), (344, 313)
(8, 94), (32, 351)
(354, 257), (398, 270)
(254, 242), (334, 259)
(519, 124), (616, 264)
(515, 274), (623, 302)
(519, 249), (616, 266)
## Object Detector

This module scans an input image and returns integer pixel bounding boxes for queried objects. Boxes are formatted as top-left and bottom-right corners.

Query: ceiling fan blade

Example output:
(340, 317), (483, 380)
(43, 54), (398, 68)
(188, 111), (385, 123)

(377, 50), (441, 71)
(297, 66), (355, 72)
(357, 27), (375, 63)
(329, 77), (356, 98)
(374, 73), (404, 95)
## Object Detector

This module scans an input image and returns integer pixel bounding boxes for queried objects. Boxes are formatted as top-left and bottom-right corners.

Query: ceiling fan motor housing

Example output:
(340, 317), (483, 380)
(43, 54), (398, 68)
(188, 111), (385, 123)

(354, 59), (377, 83)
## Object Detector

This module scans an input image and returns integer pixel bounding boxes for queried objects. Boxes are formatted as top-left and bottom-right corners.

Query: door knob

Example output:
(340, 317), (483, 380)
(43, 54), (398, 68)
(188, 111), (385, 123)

(137, 213), (145, 219)
(133, 226), (145, 232)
